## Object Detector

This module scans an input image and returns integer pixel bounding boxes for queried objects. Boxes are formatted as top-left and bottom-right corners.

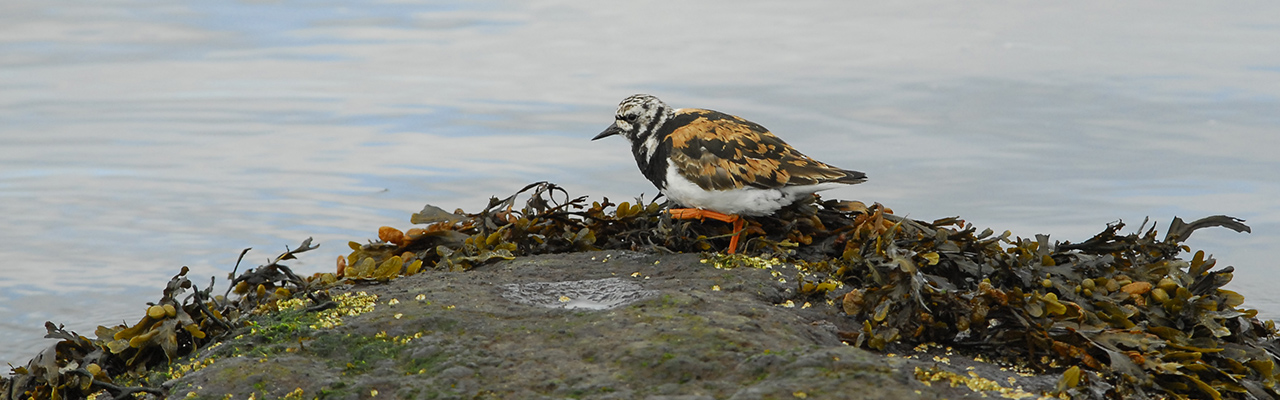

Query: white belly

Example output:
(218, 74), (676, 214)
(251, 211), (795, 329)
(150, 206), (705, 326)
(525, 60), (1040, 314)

(660, 164), (844, 216)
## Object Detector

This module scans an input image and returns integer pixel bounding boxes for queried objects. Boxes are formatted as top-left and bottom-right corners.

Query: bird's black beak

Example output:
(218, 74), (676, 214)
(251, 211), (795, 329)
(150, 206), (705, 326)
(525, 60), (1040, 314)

(592, 123), (621, 141)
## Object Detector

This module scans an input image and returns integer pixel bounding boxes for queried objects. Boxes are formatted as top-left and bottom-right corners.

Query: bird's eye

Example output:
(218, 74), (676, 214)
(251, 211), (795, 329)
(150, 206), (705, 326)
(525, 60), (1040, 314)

(621, 114), (638, 122)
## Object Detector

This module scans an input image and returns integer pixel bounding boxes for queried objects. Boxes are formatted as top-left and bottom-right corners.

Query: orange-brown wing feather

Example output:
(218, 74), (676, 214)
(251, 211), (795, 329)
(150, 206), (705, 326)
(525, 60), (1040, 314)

(666, 109), (862, 191)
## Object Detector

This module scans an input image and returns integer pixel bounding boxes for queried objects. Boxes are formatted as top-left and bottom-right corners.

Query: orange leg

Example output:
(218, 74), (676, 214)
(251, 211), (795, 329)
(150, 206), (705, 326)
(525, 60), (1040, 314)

(668, 208), (745, 254)
(727, 217), (744, 254)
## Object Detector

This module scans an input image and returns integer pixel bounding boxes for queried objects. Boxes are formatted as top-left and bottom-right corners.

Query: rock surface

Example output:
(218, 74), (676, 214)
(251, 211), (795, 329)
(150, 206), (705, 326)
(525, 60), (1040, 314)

(164, 251), (1059, 399)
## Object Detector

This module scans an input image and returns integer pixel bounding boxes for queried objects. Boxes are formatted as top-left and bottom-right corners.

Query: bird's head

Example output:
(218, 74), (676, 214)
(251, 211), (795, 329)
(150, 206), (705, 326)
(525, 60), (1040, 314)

(593, 94), (672, 142)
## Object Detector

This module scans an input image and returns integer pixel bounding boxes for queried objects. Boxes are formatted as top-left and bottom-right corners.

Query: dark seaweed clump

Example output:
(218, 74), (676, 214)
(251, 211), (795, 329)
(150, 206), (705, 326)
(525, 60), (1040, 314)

(832, 212), (1275, 399)
(4, 181), (1276, 399)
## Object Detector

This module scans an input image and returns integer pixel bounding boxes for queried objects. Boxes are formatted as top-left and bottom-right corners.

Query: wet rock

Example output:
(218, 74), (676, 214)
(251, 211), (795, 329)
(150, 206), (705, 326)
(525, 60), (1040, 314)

(160, 251), (1061, 399)
(500, 277), (658, 310)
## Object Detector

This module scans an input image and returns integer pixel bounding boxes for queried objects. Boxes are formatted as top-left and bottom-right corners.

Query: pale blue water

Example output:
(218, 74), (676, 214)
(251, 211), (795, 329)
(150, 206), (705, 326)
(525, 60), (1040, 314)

(2, 1), (1279, 366)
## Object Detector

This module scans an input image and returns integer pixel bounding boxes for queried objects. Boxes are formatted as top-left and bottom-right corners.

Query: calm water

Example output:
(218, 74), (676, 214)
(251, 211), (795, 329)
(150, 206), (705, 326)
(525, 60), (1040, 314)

(3, 1), (1278, 366)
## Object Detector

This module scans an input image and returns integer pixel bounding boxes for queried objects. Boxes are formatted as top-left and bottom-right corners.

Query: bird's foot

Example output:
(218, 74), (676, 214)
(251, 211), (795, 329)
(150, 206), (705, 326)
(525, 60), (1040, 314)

(667, 208), (745, 254)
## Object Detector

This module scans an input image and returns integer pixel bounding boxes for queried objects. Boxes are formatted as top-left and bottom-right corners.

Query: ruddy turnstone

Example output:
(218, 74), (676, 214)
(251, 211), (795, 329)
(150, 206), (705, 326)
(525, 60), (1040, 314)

(593, 94), (867, 253)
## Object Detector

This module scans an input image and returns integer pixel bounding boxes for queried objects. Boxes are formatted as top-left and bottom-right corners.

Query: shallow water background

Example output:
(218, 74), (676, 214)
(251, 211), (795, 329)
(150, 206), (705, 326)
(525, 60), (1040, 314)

(2, 1), (1278, 366)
